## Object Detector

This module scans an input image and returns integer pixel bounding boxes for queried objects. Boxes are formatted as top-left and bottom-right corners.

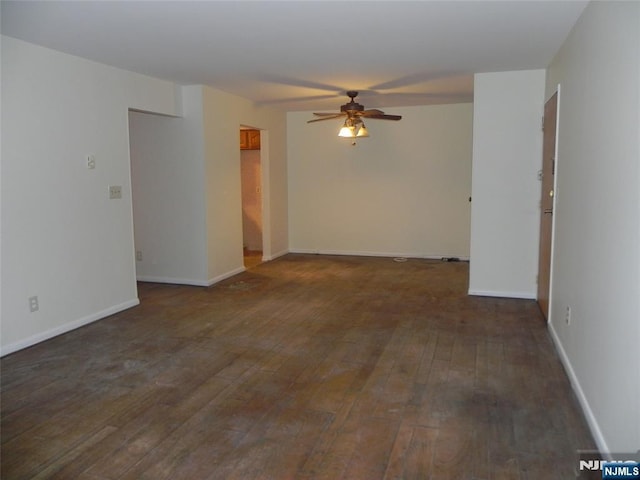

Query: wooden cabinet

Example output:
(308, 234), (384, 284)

(240, 129), (261, 150)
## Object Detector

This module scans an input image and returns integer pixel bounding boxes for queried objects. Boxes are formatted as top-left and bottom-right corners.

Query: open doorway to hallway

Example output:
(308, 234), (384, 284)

(240, 127), (263, 268)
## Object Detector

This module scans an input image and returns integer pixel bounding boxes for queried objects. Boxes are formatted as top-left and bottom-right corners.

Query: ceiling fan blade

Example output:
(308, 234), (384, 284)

(361, 109), (385, 116)
(307, 91), (403, 125)
(364, 114), (402, 121)
(307, 114), (345, 123)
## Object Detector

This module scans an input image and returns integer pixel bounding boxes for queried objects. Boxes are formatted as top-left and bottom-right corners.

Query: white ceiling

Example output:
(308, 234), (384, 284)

(1, 0), (587, 112)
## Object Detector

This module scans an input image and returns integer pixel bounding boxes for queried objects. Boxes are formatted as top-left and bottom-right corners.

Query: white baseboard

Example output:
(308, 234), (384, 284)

(207, 266), (246, 286)
(289, 248), (470, 261)
(548, 322), (608, 455)
(136, 275), (211, 287)
(1, 299), (140, 357)
(288, 248), (320, 255)
(468, 289), (536, 300)
(137, 266), (250, 288)
(263, 249), (289, 261)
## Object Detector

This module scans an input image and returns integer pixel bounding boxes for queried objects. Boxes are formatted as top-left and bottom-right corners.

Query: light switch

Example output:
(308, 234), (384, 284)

(109, 185), (122, 199)
(87, 155), (96, 169)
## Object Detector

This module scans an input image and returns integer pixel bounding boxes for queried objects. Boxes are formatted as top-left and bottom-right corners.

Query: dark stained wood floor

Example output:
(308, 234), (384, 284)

(1, 254), (595, 479)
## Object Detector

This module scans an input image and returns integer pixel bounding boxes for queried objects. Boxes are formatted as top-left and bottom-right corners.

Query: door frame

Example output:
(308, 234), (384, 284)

(239, 126), (270, 262)
(537, 86), (561, 322)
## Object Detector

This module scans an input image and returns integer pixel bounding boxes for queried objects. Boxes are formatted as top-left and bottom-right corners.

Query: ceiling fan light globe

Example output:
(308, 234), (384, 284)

(356, 124), (369, 137)
(338, 125), (356, 137)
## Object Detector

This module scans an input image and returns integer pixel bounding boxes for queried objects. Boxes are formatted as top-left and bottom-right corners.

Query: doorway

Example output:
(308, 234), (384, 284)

(240, 127), (263, 268)
(537, 92), (558, 320)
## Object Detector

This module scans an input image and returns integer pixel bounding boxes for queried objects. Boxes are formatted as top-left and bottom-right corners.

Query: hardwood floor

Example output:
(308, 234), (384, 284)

(244, 249), (263, 269)
(1, 254), (595, 479)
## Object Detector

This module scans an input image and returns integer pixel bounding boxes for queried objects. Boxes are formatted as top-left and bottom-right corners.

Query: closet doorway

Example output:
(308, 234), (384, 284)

(239, 127), (263, 268)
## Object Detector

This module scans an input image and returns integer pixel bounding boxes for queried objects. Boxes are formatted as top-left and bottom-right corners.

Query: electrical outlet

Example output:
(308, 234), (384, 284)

(136, 250), (143, 262)
(29, 296), (39, 313)
(109, 185), (122, 199)
(87, 154), (96, 169)
(565, 306), (571, 325)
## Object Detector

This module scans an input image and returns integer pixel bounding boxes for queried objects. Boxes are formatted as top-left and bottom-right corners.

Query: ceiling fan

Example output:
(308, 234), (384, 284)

(307, 91), (401, 141)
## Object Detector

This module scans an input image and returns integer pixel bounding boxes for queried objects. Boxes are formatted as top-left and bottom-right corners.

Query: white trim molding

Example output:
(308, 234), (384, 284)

(548, 322), (609, 454)
(136, 275), (211, 287)
(0, 299), (140, 357)
(207, 267), (246, 286)
(290, 249), (469, 261)
(262, 249), (289, 262)
(468, 289), (537, 300)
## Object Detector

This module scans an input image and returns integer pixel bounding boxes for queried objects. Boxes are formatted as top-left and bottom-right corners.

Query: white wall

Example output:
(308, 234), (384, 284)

(201, 86), (288, 283)
(129, 86), (208, 285)
(545, 1), (640, 453)
(1, 36), (179, 354)
(287, 103), (473, 259)
(469, 69), (546, 299)
(128, 86), (287, 287)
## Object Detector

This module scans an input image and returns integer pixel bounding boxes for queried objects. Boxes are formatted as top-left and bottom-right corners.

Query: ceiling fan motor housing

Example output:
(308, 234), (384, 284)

(341, 91), (364, 113)
(341, 102), (364, 113)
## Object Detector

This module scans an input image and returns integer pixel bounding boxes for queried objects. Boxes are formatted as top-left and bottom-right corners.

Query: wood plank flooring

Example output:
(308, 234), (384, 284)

(244, 249), (263, 269)
(1, 254), (596, 479)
